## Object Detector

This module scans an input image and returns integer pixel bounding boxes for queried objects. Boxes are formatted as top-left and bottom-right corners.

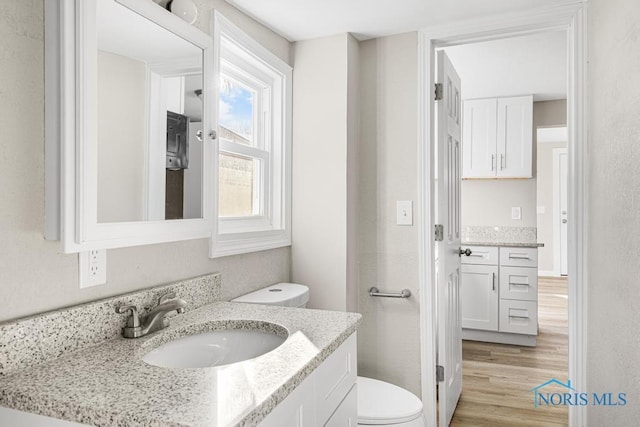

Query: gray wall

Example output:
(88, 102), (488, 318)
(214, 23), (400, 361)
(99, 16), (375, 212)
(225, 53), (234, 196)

(461, 100), (566, 230)
(357, 33), (422, 397)
(0, 0), (291, 323)
(588, 0), (640, 423)
(290, 33), (356, 312)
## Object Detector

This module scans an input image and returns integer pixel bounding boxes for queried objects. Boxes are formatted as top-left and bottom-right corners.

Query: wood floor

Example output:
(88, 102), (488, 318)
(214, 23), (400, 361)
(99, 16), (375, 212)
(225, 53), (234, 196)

(450, 276), (568, 426)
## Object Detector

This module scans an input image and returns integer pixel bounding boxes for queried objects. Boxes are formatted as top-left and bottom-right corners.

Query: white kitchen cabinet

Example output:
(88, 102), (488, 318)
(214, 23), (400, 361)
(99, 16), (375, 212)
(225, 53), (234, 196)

(462, 95), (533, 179)
(259, 333), (357, 427)
(461, 264), (499, 331)
(462, 98), (497, 178)
(461, 245), (539, 346)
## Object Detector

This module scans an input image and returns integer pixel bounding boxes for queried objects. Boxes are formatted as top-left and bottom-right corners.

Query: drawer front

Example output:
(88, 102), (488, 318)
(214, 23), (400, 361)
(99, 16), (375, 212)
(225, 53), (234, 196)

(315, 333), (357, 425)
(499, 299), (538, 335)
(499, 247), (538, 267)
(499, 266), (538, 301)
(461, 246), (499, 265)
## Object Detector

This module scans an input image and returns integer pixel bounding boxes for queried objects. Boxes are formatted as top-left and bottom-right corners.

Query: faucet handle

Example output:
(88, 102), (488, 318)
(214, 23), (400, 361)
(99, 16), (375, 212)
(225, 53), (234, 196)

(157, 292), (177, 305)
(116, 305), (141, 328)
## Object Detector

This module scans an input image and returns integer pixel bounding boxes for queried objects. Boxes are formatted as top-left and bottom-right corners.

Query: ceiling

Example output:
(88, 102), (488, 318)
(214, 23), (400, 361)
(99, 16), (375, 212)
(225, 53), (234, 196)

(225, 0), (577, 42)
(444, 31), (567, 101)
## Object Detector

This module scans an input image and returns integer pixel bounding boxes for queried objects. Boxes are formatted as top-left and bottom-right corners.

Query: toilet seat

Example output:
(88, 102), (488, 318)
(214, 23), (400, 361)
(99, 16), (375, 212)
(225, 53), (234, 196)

(357, 376), (423, 425)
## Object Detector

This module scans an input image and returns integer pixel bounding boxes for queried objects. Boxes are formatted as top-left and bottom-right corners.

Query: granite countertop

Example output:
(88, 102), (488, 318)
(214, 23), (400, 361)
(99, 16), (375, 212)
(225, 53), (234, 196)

(0, 302), (362, 427)
(461, 240), (544, 248)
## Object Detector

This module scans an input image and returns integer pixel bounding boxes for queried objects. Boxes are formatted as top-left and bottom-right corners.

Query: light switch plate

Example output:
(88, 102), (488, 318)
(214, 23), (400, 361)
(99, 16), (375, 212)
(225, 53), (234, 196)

(396, 201), (413, 225)
(511, 207), (522, 220)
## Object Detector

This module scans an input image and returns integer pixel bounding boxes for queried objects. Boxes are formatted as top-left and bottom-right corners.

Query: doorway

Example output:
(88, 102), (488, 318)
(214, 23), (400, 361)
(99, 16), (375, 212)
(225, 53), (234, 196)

(418, 4), (587, 427)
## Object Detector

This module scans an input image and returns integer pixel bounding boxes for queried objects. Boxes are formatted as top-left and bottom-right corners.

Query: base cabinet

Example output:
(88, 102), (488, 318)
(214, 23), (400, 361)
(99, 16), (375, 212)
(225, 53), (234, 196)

(461, 245), (538, 345)
(259, 333), (358, 426)
(461, 264), (498, 331)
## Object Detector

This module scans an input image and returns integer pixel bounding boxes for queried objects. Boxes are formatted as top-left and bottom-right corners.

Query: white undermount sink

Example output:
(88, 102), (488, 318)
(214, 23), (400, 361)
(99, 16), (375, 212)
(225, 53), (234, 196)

(142, 325), (288, 369)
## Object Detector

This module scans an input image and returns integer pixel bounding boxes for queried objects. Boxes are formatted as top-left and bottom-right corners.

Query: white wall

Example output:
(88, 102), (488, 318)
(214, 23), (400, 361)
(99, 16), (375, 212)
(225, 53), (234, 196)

(290, 34), (357, 312)
(357, 33), (422, 397)
(461, 100), (566, 229)
(588, 0), (640, 423)
(0, 0), (291, 323)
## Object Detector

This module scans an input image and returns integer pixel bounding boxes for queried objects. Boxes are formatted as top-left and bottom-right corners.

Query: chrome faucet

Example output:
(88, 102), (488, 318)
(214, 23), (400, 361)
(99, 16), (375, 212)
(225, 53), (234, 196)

(116, 292), (187, 338)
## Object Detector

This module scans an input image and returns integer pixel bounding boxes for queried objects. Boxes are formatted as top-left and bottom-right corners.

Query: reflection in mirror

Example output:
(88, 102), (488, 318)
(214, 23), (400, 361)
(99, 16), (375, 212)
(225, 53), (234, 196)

(96, 0), (204, 223)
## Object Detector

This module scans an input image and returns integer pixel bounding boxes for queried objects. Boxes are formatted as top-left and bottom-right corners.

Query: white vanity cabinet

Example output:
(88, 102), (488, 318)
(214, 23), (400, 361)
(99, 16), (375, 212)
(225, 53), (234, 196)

(259, 333), (358, 426)
(461, 246), (538, 346)
(462, 95), (533, 179)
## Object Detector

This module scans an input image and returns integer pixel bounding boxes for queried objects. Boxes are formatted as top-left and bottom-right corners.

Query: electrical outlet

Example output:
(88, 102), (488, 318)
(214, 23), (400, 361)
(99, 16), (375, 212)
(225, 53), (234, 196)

(79, 250), (107, 288)
(511, 207), (522, 220)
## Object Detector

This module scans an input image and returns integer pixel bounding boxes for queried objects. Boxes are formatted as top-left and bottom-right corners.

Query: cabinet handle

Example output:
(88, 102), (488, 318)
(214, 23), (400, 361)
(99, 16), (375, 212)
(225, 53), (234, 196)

(500, 154), (504, 170)
(492, 272), (496, 291)
(491, 154), (495, 171)
(509, 282), (530, 286)
(508, 315), (530, 320)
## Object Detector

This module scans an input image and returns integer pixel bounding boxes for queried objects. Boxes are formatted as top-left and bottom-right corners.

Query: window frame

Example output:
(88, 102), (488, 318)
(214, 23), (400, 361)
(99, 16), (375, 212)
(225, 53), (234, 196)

(210, 11), (292, 258)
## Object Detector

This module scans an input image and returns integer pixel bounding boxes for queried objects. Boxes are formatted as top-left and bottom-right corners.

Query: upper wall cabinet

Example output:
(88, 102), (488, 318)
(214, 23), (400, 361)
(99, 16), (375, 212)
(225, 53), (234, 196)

(462, 95), (533, 179)
(45, 0), (217, 252)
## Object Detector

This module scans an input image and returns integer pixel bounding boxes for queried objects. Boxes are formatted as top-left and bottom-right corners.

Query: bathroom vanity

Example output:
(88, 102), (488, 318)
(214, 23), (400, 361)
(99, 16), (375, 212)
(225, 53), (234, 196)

(0, 274), (361, 426)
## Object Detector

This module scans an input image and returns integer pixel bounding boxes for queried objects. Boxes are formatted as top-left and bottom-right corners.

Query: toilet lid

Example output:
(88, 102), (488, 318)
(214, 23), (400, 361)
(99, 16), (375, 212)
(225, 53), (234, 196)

(357, 376), (423, 425)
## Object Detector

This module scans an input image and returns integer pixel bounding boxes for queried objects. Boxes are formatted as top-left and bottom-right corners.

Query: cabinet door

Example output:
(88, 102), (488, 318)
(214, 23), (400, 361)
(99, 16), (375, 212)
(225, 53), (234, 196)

(461, 264), (499, 331)
(323, 385), (357, 427)
(496, 96), (533, 178)
(462, 99), (497, 178)
(259, 373), (316, 427)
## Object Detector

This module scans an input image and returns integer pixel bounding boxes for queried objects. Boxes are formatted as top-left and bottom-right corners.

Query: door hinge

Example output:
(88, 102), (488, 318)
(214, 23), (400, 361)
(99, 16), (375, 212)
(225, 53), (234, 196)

(435, 83), (443, 101)
(434, 224), (444, 241)
(436, 365), (445, 382)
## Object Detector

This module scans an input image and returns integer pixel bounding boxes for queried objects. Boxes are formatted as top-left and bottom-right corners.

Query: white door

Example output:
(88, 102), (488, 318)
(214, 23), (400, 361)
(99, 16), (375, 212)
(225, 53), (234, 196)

(554, 148), (568, 276)
(436, 50), (463, 426)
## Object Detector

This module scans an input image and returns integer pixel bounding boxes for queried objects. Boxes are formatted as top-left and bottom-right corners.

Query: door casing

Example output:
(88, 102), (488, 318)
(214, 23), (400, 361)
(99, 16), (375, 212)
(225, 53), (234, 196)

(417, 3), (588, 426)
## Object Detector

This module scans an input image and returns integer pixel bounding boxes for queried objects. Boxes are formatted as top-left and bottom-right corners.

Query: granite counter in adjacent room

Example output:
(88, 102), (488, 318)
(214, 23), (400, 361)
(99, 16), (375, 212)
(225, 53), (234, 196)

(0, 274), (362, 426)
(461, 225), (544, 248)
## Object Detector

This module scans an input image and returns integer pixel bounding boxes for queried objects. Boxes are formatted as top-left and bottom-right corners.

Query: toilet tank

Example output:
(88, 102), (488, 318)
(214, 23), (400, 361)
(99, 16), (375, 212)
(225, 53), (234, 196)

(231, 283), (310, 308)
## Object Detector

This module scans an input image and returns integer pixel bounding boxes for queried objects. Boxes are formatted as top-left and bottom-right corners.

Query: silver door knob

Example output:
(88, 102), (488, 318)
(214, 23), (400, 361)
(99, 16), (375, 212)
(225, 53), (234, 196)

(459, 248), (472, 256)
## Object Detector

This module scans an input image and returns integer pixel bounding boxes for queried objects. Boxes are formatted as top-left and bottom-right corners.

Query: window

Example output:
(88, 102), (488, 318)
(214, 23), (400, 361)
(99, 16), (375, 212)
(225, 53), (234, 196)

(210, 12), (292, 257)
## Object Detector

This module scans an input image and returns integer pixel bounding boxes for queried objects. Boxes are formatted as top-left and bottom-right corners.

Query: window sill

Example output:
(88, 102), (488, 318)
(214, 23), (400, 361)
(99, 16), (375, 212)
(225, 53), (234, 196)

(209, 229), (290, 258)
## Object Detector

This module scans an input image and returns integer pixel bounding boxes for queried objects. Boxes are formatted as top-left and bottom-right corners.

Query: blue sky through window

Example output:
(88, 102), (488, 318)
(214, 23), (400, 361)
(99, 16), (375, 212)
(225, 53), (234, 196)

(219, 76), (254, 141)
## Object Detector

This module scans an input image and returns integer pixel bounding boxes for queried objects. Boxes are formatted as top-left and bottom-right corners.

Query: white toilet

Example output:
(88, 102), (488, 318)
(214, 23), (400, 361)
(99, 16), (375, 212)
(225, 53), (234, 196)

(232, 283), (427, 427)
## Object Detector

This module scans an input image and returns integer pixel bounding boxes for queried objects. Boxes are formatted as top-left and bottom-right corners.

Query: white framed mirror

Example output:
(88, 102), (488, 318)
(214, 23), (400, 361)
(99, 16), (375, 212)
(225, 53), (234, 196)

(47, 0), (217, 252)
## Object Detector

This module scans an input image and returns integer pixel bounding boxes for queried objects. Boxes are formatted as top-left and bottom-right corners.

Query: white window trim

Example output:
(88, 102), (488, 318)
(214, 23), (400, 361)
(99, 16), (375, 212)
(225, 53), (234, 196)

(210, 11), (292, 258)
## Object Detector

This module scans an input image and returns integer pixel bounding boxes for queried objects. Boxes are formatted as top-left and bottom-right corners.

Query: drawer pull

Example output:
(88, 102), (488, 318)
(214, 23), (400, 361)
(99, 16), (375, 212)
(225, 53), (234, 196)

(509, 282), (530, 286)
(509, 254), (531, 260)
(508, 315), (530, 320)
(468, 253), (485, 257)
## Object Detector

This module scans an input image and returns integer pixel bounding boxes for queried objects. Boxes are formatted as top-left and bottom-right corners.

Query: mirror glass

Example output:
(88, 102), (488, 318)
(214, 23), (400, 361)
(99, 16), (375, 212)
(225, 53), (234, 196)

(96, 0), (204, 223)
